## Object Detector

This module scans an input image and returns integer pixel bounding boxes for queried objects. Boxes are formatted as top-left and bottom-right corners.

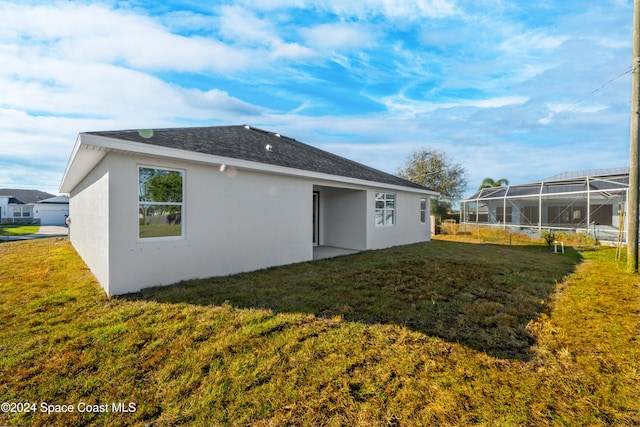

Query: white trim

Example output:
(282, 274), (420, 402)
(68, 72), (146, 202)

(375, 192), (396, 227)
(312, 191), (320, 247)
(137, 165), (186, 242)
(59, 133), (84, 192)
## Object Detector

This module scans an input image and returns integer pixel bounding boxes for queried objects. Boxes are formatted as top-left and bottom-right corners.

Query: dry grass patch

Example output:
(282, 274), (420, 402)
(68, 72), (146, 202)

(1, 237), (638, 426)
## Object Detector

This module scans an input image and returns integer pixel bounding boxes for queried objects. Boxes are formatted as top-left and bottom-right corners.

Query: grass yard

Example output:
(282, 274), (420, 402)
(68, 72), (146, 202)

(0, 224), (39, 236)
(1, 237), (638, 426)
(131, 240), (578, 360)
(139, 223), (182, 238)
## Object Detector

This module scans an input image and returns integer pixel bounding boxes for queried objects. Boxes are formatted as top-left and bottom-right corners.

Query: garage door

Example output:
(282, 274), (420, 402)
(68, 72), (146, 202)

(36, 207), (68, 225)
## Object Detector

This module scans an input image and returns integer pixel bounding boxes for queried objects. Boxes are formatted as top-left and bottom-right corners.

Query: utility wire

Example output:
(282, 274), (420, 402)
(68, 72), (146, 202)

(563, 67), (632, 113)
(570, 67), (632, 108)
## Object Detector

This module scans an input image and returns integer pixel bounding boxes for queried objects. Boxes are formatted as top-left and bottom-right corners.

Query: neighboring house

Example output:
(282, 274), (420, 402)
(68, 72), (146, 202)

(34, 195), (70, 226)
(59, 125), (438, 296)
(0, 189), (68, 225)
(461, 168), (629, 242)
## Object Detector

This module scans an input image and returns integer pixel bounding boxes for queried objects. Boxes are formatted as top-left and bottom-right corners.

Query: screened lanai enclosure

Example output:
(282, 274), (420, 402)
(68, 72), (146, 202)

(461, 168), (629, 243)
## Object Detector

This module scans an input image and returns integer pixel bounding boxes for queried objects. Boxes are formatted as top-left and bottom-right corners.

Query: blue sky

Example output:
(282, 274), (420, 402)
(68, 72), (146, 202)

(0, 0), (634, 198)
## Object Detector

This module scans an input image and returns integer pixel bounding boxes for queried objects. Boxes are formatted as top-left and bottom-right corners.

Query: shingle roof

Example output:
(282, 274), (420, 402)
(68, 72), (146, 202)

(39, 195), (69, 204)
(0, 189), (56, 204)
(87, 125), (430, 191)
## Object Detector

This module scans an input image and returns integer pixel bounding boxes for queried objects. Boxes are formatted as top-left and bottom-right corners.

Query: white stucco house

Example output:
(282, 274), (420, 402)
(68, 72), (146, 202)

(0, 189), (69, 225)
(34, 195), (70, 226)
(60, 125), (438, 296)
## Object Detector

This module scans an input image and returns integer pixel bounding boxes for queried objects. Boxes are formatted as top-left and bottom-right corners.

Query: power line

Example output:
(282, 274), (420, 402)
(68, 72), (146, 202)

(570, 67), (632, 108)
(547, 67), (633, 119)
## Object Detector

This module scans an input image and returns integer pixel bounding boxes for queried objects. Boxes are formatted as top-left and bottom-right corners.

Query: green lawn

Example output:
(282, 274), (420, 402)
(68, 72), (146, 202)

(0, 224), (39, 236)
(0, 237), (638, 426)
(138, 223), (181, 238)
(132, 240), (578, 360)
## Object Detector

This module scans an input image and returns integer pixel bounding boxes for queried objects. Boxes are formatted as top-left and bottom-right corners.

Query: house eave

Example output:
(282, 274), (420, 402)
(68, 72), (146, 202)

(60, 133), (439, 196)
(59, 134), (108, 194)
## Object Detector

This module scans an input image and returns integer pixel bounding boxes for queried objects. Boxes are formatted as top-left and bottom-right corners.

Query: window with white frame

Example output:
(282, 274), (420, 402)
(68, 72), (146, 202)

(420, 198), (427, 223)
(375, 193), (396, 226)
(13, 206), (32, 217)
(138, 167), (184, 239)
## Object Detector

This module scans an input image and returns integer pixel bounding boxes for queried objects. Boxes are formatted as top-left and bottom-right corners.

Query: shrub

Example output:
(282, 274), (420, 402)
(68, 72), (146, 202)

(441, 224), (532, 243)
(554, 231), (598, 248)
(540, 230), (556, 247)
(440, 221), (460, 235)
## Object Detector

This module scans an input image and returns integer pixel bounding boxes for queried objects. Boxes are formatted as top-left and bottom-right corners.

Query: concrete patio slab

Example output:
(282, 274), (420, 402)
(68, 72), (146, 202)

(313, 246), (360, 260)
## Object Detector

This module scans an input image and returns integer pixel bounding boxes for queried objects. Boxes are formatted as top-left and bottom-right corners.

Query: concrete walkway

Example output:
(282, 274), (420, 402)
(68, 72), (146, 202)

(1, 226), (69, 242)
(313, 246), (360, 260)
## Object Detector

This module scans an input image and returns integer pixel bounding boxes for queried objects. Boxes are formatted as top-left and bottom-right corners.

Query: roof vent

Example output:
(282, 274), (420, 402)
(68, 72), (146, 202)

(244, 125), (251, 130)
(274, 133), (280, 137)
(266, 144), (273, 152)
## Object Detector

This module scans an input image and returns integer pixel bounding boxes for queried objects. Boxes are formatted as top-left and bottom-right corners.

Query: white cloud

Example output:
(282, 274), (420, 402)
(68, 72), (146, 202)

(0, 58), (264, 122)
(499, 31), (567, 54)
(269, 41), (316, 60)
(0, 2), (271, 74)
(374, 92), (528, 118)
(64, 33), (255, 73)
(300, 23), (379, 52)
(470, 96), (529, 108)
(538, 102), (609, 125)
(235, 0), (457, 19)
(380, 0), (457, 19)
(215, 6), (318, 61)
(181, 88), (263, 115)
(159, 10), (220, 35)
(217, 5), (279, 45)
(1, 57), (167, 117)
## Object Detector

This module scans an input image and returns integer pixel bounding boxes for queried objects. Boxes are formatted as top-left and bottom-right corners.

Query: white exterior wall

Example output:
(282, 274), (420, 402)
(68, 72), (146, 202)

(69, 157), (111, 292)
(0, 196), (7, 221)
(68, 151), (434, 295)
(99, 153), (312, 295)
(318, 186), (367, 250)
(366, 189), (431, 250)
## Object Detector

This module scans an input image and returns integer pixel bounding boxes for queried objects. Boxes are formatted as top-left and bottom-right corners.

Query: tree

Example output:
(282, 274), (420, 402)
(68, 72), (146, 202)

(139, 168), (183, 225)
(397, 148), (469, 214)
(479, 177), (509, 190)
(139, 168), (183, 204)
